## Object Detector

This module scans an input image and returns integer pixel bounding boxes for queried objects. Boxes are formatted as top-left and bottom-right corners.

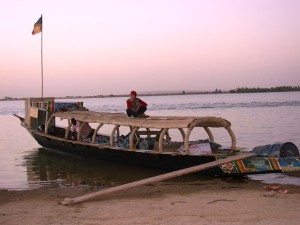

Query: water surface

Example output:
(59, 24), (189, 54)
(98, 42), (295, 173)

(1, 92), (300, 190)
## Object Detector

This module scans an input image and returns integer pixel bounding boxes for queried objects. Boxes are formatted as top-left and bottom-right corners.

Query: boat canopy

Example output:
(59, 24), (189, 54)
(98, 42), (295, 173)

(45, 110), (237, 153)
(52, 111), (231, 129)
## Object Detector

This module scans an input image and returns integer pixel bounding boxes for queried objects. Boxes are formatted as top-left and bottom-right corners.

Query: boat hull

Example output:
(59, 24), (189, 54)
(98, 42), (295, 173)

(31, 130), (226, 176)
(25, 127), (300, 177)
(19, 98), (300, 177)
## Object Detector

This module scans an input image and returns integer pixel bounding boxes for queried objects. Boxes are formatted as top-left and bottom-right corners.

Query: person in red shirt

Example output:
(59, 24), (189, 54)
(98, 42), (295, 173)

(126, 91), (148, 118)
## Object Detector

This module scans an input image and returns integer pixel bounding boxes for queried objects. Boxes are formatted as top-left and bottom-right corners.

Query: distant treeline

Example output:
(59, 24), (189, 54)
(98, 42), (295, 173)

(2, 85), (300, 101)
(230, 85), (300, 93)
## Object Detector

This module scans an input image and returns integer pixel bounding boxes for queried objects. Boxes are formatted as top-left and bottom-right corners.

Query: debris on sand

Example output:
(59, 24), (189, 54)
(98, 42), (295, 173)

(263, 184), (289, 197)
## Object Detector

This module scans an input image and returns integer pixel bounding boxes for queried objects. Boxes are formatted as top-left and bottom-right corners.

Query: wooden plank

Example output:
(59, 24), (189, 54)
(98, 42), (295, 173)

(60, 152), (256, 205)
(29, 107), (39, 118)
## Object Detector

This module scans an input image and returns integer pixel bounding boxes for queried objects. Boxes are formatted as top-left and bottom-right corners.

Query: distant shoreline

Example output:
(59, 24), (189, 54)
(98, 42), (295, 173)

(1, 86), (299, 101)
(0, 90), (225, 101)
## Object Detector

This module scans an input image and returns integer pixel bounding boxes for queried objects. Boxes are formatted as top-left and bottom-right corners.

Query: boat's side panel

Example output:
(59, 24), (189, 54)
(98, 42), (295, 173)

(220, 156), (300, 175)
(278, 158), (300, 172)
(32, 132), (224, 175)
(30, 130), (300, 176)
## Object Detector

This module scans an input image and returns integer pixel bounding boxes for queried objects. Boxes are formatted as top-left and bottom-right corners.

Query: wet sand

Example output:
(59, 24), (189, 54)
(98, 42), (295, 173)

(1, 178), (300, 225)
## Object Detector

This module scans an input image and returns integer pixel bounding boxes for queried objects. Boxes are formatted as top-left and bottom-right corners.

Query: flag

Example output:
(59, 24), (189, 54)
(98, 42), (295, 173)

(32, 16), (42, 35)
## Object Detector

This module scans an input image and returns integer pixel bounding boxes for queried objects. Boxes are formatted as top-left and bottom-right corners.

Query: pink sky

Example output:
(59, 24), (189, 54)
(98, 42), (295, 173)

(0, 0), (299, 98)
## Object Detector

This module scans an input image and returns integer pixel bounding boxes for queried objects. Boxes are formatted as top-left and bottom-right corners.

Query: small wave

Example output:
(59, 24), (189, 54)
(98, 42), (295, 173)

(150, 101), (300, 111)
(1, 98), (300, 115)
(0, 109), (25, 116)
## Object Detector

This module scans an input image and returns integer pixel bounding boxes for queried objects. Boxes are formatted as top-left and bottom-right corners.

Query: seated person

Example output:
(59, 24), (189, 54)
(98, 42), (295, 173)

(70, 118), (78, 140)
(126, 91), (148, 118)
(70, 118), (93, 140)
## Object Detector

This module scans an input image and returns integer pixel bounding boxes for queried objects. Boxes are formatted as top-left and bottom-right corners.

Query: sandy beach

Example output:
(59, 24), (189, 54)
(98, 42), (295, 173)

(1, 177), (300, 225)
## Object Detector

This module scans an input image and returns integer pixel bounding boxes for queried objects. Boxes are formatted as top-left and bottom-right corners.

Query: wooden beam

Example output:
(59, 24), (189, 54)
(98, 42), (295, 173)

(60, 152), (256, 205)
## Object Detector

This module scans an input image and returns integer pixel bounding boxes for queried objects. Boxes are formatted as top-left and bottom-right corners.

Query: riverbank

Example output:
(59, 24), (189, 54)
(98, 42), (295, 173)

(1, 178), (300, 225)
(2, 87), (300, 101)
(1, 90), (226, 101)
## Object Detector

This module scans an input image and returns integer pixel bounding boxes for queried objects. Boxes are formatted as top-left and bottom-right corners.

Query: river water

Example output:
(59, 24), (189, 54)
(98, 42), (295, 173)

(0, 92), (300, 190)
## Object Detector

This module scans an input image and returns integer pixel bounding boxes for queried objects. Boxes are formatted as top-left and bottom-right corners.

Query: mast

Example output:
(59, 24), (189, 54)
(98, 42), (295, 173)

(32, 14), (44, 99)
(41, 14), (44, 99)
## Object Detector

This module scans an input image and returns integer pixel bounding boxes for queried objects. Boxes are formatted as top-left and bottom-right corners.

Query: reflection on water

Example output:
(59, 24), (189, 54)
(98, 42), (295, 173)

(23, 148), (300, 190)
(24, 148), (164, 189)
(23, 148), (246, 190)
(248, 173), (300, 186)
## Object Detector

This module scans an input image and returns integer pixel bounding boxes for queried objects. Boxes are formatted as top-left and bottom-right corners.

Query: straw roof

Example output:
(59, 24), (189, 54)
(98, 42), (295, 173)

(52, 111), (231, 129)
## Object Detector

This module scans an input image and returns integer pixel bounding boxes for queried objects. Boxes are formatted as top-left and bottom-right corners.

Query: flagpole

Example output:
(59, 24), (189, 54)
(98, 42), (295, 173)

(41, 14), (44, 100)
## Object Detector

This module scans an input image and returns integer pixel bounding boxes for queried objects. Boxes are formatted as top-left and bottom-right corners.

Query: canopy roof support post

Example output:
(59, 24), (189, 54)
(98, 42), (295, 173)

(178, 128), (185, 140)
(129, 127), (139, 150)
(225, 126), (237, 149)
(92, 123), (103, 144)
(45, 115), (54, 134)
(204, 127), (214, 142)
(65, 119), (71, 139)
(165, 130), (171, 141)
(184, 128), (193, 154)
(110, 125), (120, 147)
(158, 128), (168, 153)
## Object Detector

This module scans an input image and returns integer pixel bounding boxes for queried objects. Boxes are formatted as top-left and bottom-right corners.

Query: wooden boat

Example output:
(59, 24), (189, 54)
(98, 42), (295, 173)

(18, 97), (300, 176)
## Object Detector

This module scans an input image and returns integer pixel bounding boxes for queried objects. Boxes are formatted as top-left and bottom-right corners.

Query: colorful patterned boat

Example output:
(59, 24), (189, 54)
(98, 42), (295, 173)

(18, 98), (300, 176)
